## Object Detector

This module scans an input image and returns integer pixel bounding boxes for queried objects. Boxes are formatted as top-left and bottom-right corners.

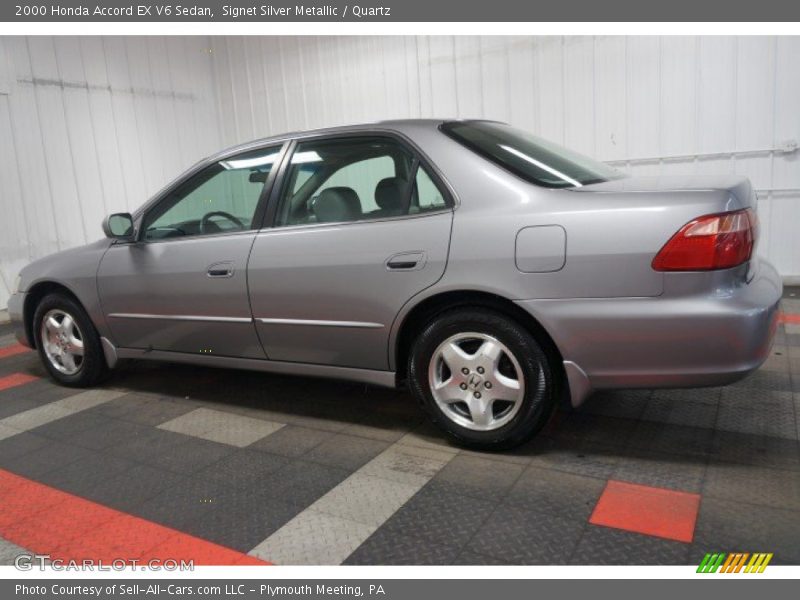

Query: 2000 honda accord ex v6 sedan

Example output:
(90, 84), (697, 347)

(8, 120), (782, 449)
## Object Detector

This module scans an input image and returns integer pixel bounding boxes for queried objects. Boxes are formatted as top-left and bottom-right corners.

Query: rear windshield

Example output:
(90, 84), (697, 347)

(441, 121), (624, 189)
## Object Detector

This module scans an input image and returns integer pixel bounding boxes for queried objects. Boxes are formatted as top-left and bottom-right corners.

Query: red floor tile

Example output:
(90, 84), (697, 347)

(779, 312), (800, 325)
(0, 372), (38, 392)
(589, 479), (700, 543)
(0, 469), (271, 566)
(0, 343), (31, 359)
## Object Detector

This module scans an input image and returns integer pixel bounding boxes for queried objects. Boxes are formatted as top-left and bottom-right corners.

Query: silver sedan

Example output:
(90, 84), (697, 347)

(8, 120), (782, 449)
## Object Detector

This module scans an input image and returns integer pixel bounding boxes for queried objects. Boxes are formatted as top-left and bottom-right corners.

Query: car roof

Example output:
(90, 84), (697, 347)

(212, 119), (445, 157)
(205, 118), (512, 163)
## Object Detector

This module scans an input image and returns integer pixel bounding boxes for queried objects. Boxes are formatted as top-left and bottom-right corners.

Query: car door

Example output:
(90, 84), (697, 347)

(97, 143), (285, 358)
(248, 134), (454, 370)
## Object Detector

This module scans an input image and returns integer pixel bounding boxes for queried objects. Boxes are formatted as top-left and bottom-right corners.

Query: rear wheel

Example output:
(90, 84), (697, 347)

(33, 293), (107, 387)
(408, 308), (557, 450)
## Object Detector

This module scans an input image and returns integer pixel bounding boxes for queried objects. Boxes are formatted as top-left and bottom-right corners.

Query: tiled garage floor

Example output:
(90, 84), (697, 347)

(0, 290), (798, 566)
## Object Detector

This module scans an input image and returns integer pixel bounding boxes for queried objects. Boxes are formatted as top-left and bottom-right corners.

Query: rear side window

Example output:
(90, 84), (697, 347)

(276, 136), (450, 227)
(441, 121), (623, 189)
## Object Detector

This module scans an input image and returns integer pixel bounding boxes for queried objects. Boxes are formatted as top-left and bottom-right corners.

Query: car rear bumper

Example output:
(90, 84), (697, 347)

(515, 258), (783, 406)
(7, 292), (31, 348)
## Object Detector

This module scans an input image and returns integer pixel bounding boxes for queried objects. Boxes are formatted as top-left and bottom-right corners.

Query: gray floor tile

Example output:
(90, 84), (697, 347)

(250, 509), (374, 565)
(158, 408), (284, 447)
(0, 539), (29, 566)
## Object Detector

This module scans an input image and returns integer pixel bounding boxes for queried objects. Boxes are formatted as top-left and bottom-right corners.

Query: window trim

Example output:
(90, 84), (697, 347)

(134, 141), (289, 244)
(262, 131), (455, 230)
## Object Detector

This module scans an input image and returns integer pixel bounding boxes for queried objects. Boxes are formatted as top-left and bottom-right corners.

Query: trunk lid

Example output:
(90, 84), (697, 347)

(574, 174), (756, 210)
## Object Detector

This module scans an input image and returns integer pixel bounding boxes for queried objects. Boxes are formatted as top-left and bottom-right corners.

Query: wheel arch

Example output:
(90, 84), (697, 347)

(393, 290), (565, 388)
(23, 281), (84, 349)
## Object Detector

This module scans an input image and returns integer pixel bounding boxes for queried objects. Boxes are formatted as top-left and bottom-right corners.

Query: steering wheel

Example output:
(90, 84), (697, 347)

(200, 211), (245, 234)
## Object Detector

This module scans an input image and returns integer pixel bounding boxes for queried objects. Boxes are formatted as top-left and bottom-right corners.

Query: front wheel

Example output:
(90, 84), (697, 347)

(408, 308), (558, 450)
(33, 293), (108, 387)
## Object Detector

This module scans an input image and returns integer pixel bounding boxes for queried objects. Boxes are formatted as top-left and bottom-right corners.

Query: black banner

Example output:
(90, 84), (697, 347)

(4, 579), (800, 600)
(2, 0), (800, 22)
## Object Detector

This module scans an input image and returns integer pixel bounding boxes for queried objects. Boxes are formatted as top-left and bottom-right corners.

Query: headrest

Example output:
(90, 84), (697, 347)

(313, 187), (362, 223)
(374, 178), (409, 215)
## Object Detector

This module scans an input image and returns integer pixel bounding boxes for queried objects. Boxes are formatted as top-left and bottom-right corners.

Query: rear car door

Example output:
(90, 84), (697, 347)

(97, 144), (285, 358)
(248, 134), (454, 370)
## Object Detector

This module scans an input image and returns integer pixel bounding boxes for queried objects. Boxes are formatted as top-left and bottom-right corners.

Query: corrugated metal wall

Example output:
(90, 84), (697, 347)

(212, 35), (800, 283)
(0, 36), (220, 308)
(2, 35), (799, 310)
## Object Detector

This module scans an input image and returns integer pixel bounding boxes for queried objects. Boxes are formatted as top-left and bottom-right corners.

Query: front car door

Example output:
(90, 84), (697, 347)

(98, 143), (285, 359)
(248, 134), (454, 371)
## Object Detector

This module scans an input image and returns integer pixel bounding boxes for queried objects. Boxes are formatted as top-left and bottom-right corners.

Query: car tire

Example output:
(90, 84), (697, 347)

(408, 308), (558, 450)
(33, 293), (108, 387)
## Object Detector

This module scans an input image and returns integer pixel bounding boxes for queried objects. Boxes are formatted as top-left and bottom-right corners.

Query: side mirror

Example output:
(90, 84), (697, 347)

(102, 213), (135, 241)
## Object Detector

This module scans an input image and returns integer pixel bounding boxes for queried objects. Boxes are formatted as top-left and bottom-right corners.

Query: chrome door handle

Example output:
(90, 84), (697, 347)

(207, 262), (234, 278)
(386, 251), (426, 271)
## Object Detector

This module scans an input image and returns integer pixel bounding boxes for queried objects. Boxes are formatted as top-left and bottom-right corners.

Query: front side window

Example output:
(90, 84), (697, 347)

(441, 121), (624, 189)
(143, 145), (282, 240)
(276, 137), (449, 227)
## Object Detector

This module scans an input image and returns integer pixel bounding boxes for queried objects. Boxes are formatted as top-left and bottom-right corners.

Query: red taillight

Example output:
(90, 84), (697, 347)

(652, 209), (757, 271)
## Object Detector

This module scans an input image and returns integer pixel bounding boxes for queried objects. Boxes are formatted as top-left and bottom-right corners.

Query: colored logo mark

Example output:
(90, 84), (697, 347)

(697, 552), (773, 573)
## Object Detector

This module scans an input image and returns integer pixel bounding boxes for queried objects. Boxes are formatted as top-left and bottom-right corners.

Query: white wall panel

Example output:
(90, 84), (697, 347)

(209, 35), (800, 283)
(3, 34), (800, 310)
(0, 35), (221, 308)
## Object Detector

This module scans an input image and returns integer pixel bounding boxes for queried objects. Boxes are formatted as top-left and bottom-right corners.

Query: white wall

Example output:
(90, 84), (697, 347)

(2, 35), (799, 310)
(211, 35), (800, 282)
(0, 36), (221, 308)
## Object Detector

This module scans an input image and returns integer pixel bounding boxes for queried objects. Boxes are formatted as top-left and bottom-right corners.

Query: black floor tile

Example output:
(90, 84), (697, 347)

(248, 425), (335, 458)
(197, 448), (290, 489)
(258, 460), (350, 507)
(304, 433), (390, 471)
(569, 525), (690, 565)
(503, 465), (606, 520)
(87, 464), (190, 513)
(466, 505), (585, 564)
(344, 529), (461, 565)
(611, 450), (707, 493)
(0, 432), (51, 462)
(703, 462), (800, 511)
(180, 498), (302, 552)
(692, 497), (800, 564)
(37, 452), (138, 497)
(377, 483), (496, 549)
(429, 453), (525, 502)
